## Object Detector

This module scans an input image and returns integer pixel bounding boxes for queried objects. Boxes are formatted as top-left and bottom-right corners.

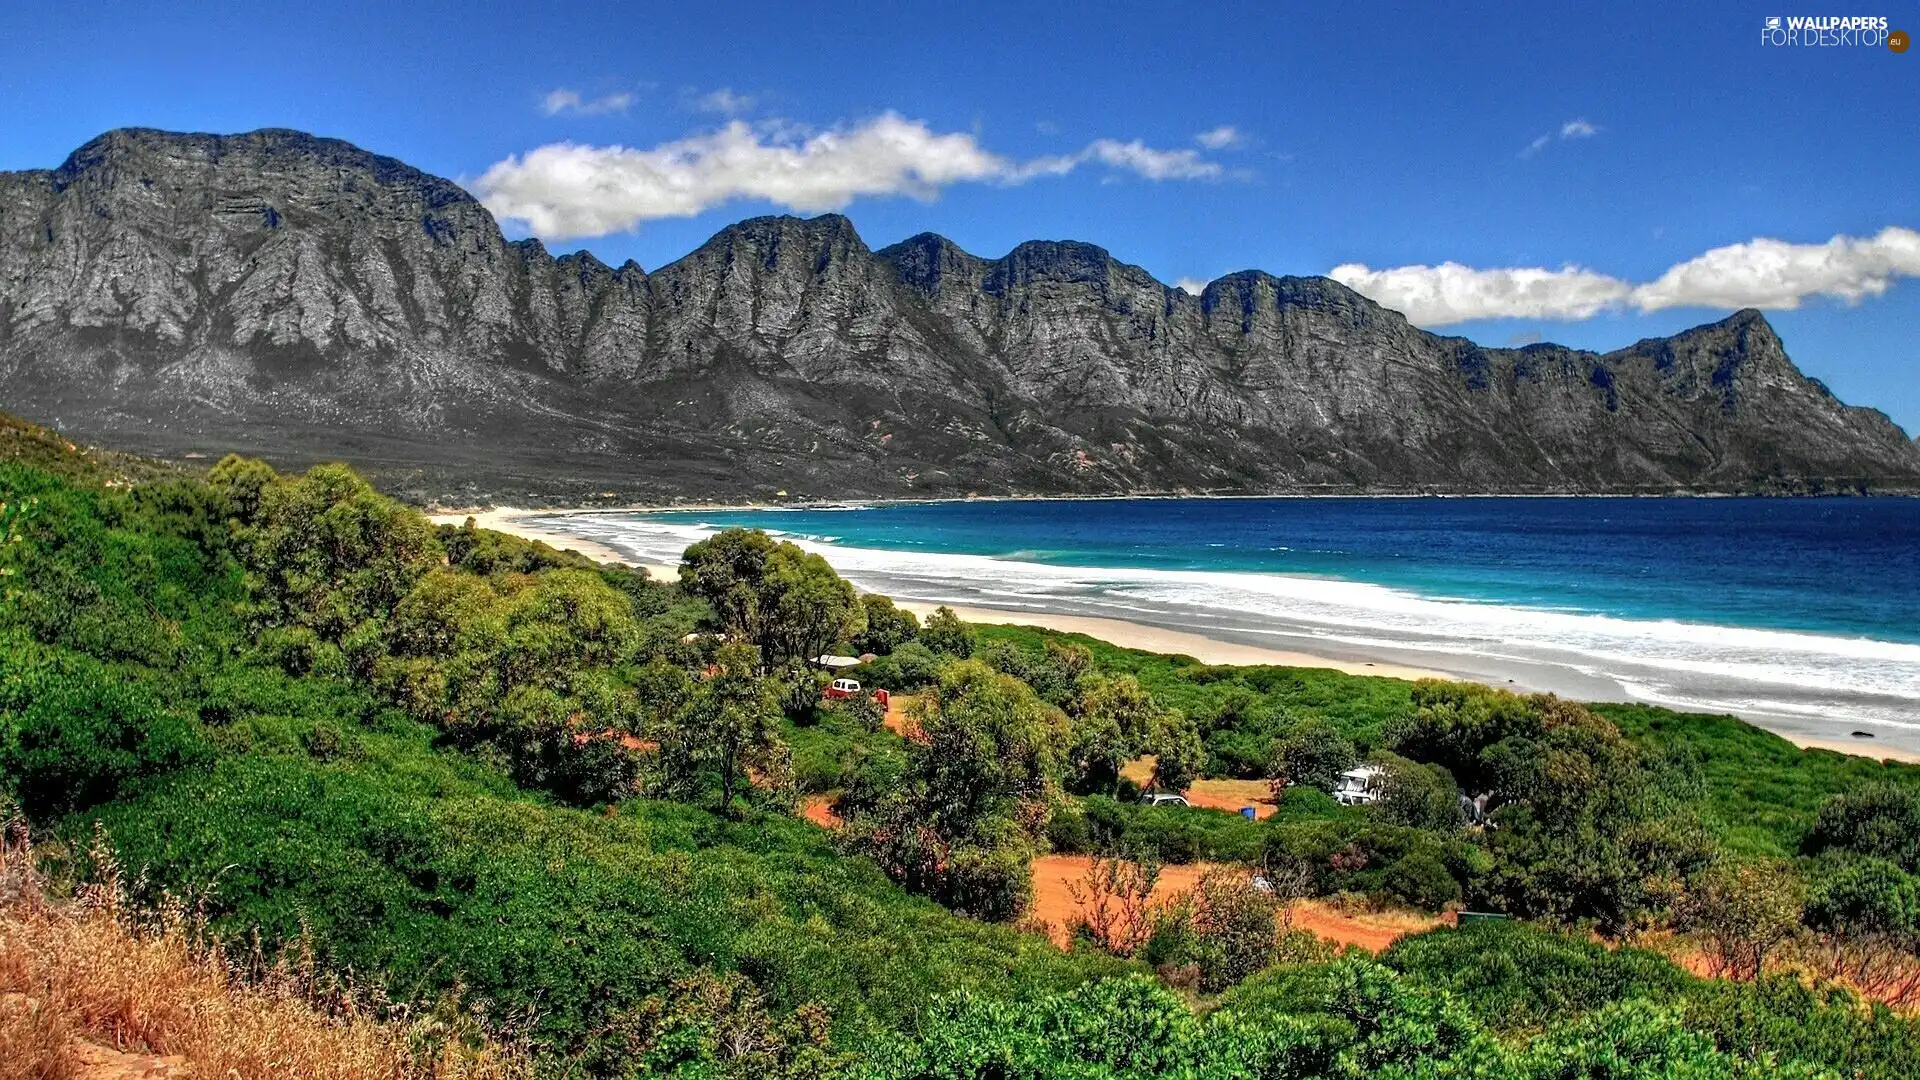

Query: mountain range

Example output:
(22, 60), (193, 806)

(2, 127), (1917, 504)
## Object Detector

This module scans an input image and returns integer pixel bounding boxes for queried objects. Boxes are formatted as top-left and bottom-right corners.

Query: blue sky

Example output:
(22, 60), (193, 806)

(4, 0), (1917, 430)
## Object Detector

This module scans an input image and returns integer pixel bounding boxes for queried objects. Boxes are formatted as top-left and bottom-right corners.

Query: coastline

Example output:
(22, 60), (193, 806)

(447, 506), (1920, 766)
(891, 601), (1450, 682)
(428, 507), (638, 567)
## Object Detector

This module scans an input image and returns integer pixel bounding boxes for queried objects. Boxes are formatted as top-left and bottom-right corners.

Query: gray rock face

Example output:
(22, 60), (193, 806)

(3, 127), (1917, 502)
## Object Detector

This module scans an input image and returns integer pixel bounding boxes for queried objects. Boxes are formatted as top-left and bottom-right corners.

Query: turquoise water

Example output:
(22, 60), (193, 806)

(547, 497), (1920, 742)
(672, 498), (1920, 644)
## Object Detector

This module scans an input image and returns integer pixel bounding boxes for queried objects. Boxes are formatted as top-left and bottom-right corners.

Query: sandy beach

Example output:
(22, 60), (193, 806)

(443, 506), (1920, 766)
(428, 507), (680, 578)
(893, 601), (1450, 682)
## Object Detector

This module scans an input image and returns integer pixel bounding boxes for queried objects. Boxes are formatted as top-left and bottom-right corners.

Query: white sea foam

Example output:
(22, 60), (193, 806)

(549, 513), (1920, 741)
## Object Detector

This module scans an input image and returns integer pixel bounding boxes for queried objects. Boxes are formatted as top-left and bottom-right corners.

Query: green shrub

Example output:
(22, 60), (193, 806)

(1, 657), (205, 818)
(1383, 849), (1462, 910)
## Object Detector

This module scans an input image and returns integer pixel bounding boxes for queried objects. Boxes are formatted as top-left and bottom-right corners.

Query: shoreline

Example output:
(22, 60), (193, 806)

(447, 506), (1920, 767)
(427, 507), (635, 566)
(892, 601), (1452, 683)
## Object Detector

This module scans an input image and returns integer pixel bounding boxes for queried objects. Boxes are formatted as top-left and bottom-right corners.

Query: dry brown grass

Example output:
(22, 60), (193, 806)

(0, 819), (531, 1080)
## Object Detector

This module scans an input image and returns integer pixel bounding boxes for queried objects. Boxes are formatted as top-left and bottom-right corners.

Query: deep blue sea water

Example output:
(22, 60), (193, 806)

(546, 497), (1920, 744)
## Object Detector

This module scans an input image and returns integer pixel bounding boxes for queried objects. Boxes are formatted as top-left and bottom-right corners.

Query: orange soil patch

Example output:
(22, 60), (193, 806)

(1029, 855), (1213, 947)
(1289, 898), (1443, 953)
(1124, 757), (1278, 820)
(881, 693), (917, 736)
(1184, 780), (1278, 820)
(801, 795), (843, 829)
(1028, 855), (1440, 952)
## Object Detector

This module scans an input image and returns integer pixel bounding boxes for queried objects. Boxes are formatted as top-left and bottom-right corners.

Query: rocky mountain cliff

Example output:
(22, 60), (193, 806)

(3, 127), (1917, 503)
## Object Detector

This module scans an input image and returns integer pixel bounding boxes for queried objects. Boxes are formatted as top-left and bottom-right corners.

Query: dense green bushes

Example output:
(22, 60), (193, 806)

(8, 416), (1920, 1076)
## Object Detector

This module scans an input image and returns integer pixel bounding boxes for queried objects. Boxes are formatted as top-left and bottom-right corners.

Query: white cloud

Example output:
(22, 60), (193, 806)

(1194, 125), (1243, 149)
(1329, 227), (1920, 326)
(695, 88), (756, 115)
(1328, 262), (1632, 324)
(1519, 117), (1599, 158)
(542, 88), (634, 117)
(1085, 139), (1221, 180)
(1632, 229), (1920, 312)
(1174, 277), (1209, 296)
(477, 113), (1227, 239)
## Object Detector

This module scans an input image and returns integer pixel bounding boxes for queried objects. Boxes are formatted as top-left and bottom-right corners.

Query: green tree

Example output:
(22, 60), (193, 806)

(842, 660), (1063, 919)
(917, 605), (975, 658)
(1683, 860), (1805, 981)
(0, 660), (204, 818)
(236, 463), (441, 645)
(852, 593), (919, 655)
(678, 527), (780, 645)
(1806, 857), (1920, 944)
(664, 642), (785, 813)
(1269, 720), (1357, 794)
(1373, 750), (1465, 831)
(1148, 713), (1206, 795)
(1069, 675), (1163, 793)
(1187, 867), (1284, 992)
(679, 529), (863, 667)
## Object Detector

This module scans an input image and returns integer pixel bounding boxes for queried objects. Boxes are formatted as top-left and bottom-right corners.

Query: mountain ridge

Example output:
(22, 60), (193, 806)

(1, 126), (1917, 504)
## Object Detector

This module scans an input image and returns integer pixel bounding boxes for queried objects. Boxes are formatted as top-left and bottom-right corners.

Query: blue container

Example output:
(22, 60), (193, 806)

(1241, 806), (1257, 820)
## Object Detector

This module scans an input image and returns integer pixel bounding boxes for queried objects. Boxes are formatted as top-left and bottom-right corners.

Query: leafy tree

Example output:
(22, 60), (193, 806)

(1373, 750), (1465, 831)
(1683, 860), (1804, 981)
(234, 463), (441, 645)
(852, 593), (918, 655)
(841, 660), (1063, 918)
(1148, 713), (1206, 794)
(661, 642), (786, 813)
(679, 528), (864, 667)
(1185, 867), (1284, 992)
(678, 527), (780, 643)
(0, 659), (205, 818)
(1269, 719), (1357, 794)
(1068, 674), (1163, 793)
(763, 545), (864, 665)
(1802, 857), (1920, 1003)
(862, 640), (942, 691)
(917, 605), (975, 658)
(1806, 857), (1920, 943)
(1384, 849), (1463, 910)
(206, 453), (278, 524)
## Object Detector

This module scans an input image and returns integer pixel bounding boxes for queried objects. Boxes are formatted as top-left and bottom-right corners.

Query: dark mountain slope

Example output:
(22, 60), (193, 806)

(2, 127), (1916, 503)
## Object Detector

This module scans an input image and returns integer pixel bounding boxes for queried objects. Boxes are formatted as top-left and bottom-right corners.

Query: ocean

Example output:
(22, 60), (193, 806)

(535, 497), (1920, 752)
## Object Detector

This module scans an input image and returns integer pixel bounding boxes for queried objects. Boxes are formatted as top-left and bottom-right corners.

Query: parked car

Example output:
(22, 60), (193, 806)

(822, 678), (889, 708)
(1332, 765), (1385, 806)
(1139, 793), (1191, 808)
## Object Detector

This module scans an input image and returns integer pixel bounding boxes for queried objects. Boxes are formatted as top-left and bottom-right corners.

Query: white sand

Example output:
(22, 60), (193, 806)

(894, 601), (1451, 682)
(426, 506), (675, 574)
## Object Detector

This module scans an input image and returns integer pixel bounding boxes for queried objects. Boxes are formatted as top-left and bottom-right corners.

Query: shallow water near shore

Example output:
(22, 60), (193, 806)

(537, 497), (1920, 753)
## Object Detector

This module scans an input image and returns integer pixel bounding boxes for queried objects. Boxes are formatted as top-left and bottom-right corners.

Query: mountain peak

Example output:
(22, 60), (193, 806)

(51, 127), (479, 210)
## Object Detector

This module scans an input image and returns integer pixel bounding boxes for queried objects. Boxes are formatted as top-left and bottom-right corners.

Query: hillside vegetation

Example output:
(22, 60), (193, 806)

(3, 412), (1920, 1077)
